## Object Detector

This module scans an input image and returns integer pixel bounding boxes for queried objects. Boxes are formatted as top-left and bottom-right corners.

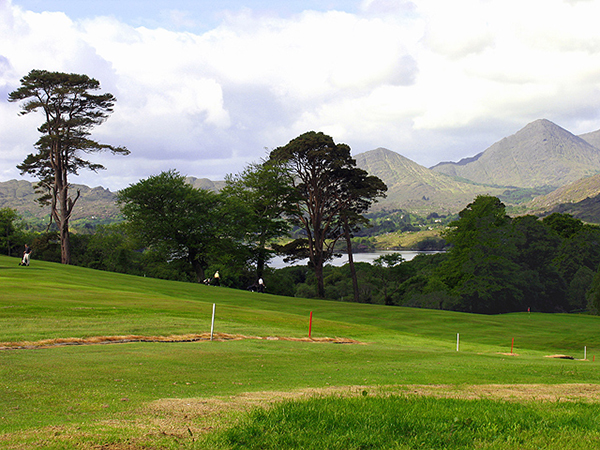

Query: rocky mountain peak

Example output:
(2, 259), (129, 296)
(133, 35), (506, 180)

(431, 119), (600, 188)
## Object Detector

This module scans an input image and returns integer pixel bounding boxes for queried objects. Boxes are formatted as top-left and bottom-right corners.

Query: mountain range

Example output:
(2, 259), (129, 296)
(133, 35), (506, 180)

(354, 148), (506, 214)
(3, 118), (600, 221)
(430, 119), (600, 188)
(354, 119), (600, 217)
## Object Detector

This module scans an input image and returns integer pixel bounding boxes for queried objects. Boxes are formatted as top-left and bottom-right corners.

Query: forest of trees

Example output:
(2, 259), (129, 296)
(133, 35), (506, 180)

(271, 196), (600, 315)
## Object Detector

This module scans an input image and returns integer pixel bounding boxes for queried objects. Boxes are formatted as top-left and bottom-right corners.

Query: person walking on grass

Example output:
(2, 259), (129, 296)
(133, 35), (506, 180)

(21, 244), (32, 266)
(213, 270), (220, 286)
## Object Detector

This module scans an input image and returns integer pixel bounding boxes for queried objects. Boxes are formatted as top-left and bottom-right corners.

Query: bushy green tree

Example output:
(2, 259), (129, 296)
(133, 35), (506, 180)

(431, 198), (568, 313)
(372, 253), (407, 305)
(117, 170), (243, 283)
(440, 196), (510, 296)
(553, 224), (600, 286)
(0, 208), (23, 256)
(568, 266), (595, 312)
(587, 265), (600, 315)
(510, 215), (566, 312)
(542, 212), (584, 239)
(82, 223), (142, 274)
(222, 160), (293, 280)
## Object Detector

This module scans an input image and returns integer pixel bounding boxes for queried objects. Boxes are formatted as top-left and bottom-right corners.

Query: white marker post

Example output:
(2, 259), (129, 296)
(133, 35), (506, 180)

(210, 303), (216, 341)
(457, 333), (460, 352)
(584, 346), (587, 360)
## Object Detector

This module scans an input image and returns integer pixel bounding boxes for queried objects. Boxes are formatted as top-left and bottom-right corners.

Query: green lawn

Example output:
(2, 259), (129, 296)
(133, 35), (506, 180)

(1, 255), (600, 449)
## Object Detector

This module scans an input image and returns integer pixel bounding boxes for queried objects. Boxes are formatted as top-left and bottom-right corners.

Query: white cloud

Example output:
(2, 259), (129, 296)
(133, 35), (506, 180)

(360, 0), (417, 15)
(2, 0), (600, 190)
(406, 0), (600, 131)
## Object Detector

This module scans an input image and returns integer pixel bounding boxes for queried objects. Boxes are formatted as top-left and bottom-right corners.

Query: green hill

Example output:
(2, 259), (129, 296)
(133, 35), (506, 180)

(1, 254), (600, 447)
(525, 173), (600, 223)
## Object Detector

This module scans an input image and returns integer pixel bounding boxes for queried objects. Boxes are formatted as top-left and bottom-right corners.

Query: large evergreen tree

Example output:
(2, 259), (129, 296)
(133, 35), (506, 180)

(338, 166), (387, 301)
(8, 70), (129, 264)
(269, 131), (386, 298)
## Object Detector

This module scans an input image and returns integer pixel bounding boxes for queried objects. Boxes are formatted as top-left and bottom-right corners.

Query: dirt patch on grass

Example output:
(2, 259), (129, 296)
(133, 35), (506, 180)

(0, 332), (362, 350)
(545, 354), (575, 360)
(396, 383), (600, 402)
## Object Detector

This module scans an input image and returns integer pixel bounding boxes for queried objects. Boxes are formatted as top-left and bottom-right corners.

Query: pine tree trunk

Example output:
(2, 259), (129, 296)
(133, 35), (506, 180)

(58, 184), (71, 265)
(256, 236), (267, 279)
(315, 259), (325, 298)
(60, 221), (71, 265)
(344, 218), (359, 302)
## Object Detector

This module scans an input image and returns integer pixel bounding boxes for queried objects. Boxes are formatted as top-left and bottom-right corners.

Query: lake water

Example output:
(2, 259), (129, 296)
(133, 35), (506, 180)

(268, 251), (441, 269)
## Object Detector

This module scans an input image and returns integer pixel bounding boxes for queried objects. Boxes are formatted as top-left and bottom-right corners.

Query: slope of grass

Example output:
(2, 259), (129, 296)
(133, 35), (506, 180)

(2, 255), (599, 353)
(1, 254), (600, 448)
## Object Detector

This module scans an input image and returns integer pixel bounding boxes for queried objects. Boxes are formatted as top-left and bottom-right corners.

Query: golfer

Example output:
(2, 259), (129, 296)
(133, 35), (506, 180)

(21, 244), (32, 266)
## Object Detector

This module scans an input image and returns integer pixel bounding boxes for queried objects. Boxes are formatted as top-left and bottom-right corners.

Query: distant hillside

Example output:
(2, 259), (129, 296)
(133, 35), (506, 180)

(7, 117), (600, 222)
(526, 173), (600, 223)
(431, 119), (600, 188)
(185, 177), (225, 191)
(579, 129), (600, 149)
(0, 178), (225, 222)
(547, 195), (600, 224)
(354, 148), (506, 214)
(0, 179), (119, 221)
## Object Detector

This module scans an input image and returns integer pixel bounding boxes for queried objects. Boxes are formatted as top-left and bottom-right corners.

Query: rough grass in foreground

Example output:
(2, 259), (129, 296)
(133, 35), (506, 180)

(209, 395), (600, 450)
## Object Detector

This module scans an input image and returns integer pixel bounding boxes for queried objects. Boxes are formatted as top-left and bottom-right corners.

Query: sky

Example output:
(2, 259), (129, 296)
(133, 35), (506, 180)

(2, 0), (600, 191)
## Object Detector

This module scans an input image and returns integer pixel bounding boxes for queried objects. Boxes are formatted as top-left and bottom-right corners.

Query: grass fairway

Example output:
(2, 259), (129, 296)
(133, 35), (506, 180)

(1, 254), (600, 449)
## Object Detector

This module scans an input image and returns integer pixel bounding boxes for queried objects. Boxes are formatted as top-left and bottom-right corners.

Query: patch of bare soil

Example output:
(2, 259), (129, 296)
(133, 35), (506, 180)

(545, 354), (575, 360)
(0, 333), (362, 350)
(396, 383), (600, 403)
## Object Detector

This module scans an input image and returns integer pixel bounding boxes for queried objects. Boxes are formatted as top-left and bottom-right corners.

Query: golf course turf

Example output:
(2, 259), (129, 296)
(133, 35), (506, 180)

(1, 255), (600, 449)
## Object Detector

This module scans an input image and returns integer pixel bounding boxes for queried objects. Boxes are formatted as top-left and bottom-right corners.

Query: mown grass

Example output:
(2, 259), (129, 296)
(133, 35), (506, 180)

(1, 254), (600, 448)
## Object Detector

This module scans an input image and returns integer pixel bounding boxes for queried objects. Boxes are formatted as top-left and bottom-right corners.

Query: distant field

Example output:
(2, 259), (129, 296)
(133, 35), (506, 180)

(1, 255), (599, 449)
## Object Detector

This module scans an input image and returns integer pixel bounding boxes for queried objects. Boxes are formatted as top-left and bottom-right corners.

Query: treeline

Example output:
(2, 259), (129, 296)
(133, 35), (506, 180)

(2, 194), (600, 315)
(0, 130), (386, 298)
(288, 196), (600, 314)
